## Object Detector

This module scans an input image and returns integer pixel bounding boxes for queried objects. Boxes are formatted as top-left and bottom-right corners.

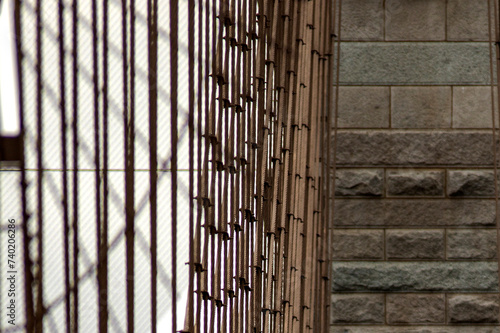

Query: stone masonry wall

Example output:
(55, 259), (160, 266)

(332, 1), (500, 331)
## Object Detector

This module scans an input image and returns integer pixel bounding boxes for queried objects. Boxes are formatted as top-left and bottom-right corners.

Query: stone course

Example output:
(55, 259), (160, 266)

(452, 86), (497, 128)
(448, 295), (499, 323)
(332, 262), (498, 292)
(335, 169), (383, 197)
(387, 169), (444, 197)
(334, 199), (495, 227)
(332, 229), (384, 260)
(340, 0), (384, 41)
(386, 294), (445, 324)
(337, 87), (389, 128)
(385, 0), (446, 41)
(339, 43), (491, 85)
(447, 0), (489, 41)
(335, 130), (495, 166)
(447, 229), (497, 259)
(447, 170), (495, 197)
(386, 230), (444, 259)
(391, 87), (451, 128)
(331, 294), (385, 323)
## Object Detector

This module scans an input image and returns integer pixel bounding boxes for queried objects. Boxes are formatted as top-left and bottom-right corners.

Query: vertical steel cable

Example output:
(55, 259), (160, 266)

(193, 0), (204, 330)
(58, 0), (70, 330)
(121, 0), (130, 330)
(71, 0), (79, 330)
(198, 0), (211, 330)
(147, 0), (158, 331)
(92, 0), (105, 330)
(170, 0), (178, 331)
(186, 0), (195, 331)
(34, 0), (44, 330)
(101, 0), (110, 330)
(15, 1), (36, 331)
(126, 0), (136, 330)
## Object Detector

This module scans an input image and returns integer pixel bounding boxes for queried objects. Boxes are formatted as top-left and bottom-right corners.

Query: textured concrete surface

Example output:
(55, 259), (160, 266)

(332, 262), (498, 292)
(339, 43), (491, 85)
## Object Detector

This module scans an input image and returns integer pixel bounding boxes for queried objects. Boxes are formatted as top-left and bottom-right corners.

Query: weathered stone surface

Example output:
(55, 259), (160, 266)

(334, 199), (495, 227)
(448, 170), (495, 197)
(335, 130), (494, 166)
(391, 87), (451, 128)
(448, 295), (499, 323)
(332, 262), (498, 292)
(339, 43), (491, 85)
(387, 170), (444, 196)
(385, 0), (446, 41)
(332, 229), (384, 259)
(335, 169), (384, 196)
(447, 229), (497, 259)
(338, 87), (389, 128)
(331, 294), (384, 323)
(387, 230), (444, 259)
(340, 0), (384, 41)
(453, 86), (497, 128)
(447, 0), (489, 41)
(331, 327), (500, 333)
(386, 294), (445, 324)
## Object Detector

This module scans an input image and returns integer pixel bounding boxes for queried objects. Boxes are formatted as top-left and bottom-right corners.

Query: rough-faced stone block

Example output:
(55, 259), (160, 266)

(335, 168), (384, 197)
(453, 87), (497, 128)
(332, 262), (498, 292)
(387, 229), (445, 259)
(339, 43), (491, 85)
(331, 327), (500, 333)
(385, 0), (446, 41)
(447, 229), (497, 259)
(447, 0), (489, 41)
(334, 199), (495, 227)
(448, 295), (499, 323)
(448, 170), (495, 197)
(332, 229), (384, 259)
(331, 294), (384, 323)
(341, 0), (384, 41)
(386, 294), (445, 324)
(392, 87), (451, 128)
(335, 130), (494, 166)
(338, 87), (390, 128)
(387, 169), (445, 196)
